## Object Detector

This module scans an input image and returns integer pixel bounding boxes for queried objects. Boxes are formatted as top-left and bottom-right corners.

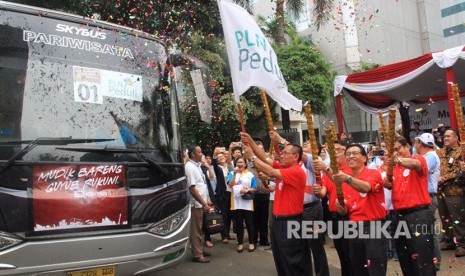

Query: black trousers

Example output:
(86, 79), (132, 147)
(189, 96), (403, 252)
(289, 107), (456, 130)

(348, 222), (387, 276)
(438, 194), (465, 248)
(303, 202), (329, 276)
(329, 213), (352, 276)
(224, 191), (235, 237)
(253, 194), (270, 245)
(234, 209), (254, 245)
(394, 208), (436, 276)
(271, 216), (313, 276)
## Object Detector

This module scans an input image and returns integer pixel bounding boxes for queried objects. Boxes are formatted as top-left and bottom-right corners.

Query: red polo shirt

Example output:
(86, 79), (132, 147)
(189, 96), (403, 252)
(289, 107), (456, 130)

(273, 161), (306, 216)
(392, 155), (430, 210)
(345, 167), (386, 222)
(322, 162), (353, 212)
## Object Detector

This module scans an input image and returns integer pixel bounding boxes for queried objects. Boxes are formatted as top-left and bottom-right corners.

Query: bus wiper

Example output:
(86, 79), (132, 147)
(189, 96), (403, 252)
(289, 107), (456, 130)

(0, 137), (114, 175)
(55, 147), (169, 175)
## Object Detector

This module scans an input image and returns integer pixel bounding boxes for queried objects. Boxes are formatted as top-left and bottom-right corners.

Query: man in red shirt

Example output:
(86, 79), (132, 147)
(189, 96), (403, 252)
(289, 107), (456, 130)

(334, 144), (387, 276)
(314, 140), (353, 276)
(384, 136), (435, 275)
(241, 132), (311, 276)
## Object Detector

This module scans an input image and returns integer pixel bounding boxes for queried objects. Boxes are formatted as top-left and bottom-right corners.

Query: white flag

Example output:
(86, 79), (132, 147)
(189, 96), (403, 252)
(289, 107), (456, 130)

(218, 0), (302, 111)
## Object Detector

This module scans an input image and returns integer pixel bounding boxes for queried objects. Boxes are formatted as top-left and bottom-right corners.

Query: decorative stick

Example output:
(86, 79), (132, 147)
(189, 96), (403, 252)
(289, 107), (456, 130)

(385, 106), (397, 182)
(378, 111), (387, 143)
(325, 125), (344, 206)
(451, 83), (465, 159)
(304, 103), (322, 185)
(330, 121), (338, 142)
(452, 84), (465, 141)
(260, 89), (275, 155)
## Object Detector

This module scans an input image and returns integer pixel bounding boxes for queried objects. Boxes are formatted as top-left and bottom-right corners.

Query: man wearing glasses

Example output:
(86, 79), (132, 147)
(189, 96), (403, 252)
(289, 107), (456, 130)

(240, 132), (311, 276)
(313, 140), (353, 276)
(270, 132), (330, 276)
(383, 136), (435, 275)
(333, 144), (387, 276)
(437, 129), (465, 257)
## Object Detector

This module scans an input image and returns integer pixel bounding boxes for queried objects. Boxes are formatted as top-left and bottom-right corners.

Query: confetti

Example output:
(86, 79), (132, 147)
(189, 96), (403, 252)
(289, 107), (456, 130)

(364, 259), (371, 268)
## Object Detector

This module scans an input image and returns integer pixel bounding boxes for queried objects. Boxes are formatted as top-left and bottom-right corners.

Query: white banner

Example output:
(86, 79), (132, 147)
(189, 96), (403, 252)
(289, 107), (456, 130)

(409, 99), (465, 129)
(218, 0), (302, 111)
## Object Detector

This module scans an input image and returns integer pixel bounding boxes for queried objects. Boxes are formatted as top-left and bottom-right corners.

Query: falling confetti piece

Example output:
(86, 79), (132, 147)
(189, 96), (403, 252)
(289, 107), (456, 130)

(412, 253), (418, 260)
(364, 259), (371, 268)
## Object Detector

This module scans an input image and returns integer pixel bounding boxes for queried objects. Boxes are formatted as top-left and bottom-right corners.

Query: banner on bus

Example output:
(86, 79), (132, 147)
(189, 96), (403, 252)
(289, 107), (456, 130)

(32, 164), (128, 231)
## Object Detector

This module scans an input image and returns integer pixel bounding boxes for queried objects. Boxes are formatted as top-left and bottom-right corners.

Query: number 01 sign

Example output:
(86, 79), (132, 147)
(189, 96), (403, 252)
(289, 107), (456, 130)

(73, 66), (143, 104)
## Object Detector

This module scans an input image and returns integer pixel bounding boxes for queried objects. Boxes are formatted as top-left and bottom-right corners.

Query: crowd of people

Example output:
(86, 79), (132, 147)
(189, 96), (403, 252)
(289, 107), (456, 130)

(183, 122), (465, 276)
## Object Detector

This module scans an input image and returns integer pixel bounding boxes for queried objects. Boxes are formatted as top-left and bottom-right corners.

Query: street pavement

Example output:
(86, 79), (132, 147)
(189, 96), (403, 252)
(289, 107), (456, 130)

(151, 234), (465, 276)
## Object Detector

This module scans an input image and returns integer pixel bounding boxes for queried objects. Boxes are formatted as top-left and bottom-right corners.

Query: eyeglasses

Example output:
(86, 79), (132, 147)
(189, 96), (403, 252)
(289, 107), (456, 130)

(345, 151), (362, 157)
(335, 147), (346, 152)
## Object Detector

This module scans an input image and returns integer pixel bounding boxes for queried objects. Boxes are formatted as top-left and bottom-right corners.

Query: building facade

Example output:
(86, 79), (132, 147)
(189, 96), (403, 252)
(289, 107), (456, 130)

(253, 0), (449, 143)
(442, 1), (465, 48)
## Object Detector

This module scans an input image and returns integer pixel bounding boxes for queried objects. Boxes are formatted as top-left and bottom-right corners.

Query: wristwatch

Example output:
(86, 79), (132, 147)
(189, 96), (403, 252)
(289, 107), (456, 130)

(279, 139), (287, 145)
(250, 155), (257, 162)
(346, 176), (353, 184)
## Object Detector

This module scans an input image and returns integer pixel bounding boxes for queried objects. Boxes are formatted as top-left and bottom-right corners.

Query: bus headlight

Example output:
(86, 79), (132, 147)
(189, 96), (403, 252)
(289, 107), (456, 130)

(0, 231), (23, 251)
(148, 206), (190, 236)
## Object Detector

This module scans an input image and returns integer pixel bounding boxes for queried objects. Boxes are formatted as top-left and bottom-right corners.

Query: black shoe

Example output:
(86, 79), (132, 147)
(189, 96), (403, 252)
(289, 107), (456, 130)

(440, 242), (456, 251)
(192, 256), (210, 263)
(455, 247), (465, 257)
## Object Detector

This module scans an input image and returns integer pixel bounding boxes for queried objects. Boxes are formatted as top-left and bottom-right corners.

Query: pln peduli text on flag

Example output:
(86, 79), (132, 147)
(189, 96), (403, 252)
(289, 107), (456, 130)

(217, 0), (302, 111)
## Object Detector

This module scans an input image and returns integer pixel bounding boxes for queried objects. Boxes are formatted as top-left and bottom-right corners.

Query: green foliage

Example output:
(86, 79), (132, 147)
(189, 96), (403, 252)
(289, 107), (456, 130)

(179, 86), (270, 155)
(353, 62), (381, 73)
(275, 44), (334, 114)
(190, 34), (227, 83)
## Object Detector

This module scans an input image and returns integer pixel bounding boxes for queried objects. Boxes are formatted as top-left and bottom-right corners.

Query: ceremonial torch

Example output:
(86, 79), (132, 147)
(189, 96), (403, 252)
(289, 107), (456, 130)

(385, 106), (397, 182)
(378, 111), (387, 146)
(451, 83), (465, 157)
(325, 122), (344, 206)
(330, 121), (338, 142)
(260, 89), (275, 155)
(304, 103), (322, 186)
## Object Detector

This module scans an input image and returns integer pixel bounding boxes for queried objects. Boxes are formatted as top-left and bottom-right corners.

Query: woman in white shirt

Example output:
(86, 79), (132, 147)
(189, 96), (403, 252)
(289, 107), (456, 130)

(227, 157), (257, 253)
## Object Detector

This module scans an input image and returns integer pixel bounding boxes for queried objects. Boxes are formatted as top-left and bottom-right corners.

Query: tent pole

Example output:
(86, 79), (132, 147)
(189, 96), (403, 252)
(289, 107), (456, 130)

(335, 95), (344, 139)
(446, 68), (458, 129)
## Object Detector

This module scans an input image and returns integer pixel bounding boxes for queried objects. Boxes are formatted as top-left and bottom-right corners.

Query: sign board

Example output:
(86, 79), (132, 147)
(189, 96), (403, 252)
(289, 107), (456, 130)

(408, 98), (465, 129)
(33, 164), (128, 231)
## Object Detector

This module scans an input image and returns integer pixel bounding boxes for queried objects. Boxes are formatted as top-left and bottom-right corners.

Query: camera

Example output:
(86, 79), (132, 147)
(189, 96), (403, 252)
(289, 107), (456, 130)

(372, 150), (385, 156)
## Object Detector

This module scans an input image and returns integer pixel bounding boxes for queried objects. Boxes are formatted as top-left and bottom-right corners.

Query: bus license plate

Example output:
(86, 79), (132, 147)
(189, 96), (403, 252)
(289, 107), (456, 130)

(66, 266), (115, 276)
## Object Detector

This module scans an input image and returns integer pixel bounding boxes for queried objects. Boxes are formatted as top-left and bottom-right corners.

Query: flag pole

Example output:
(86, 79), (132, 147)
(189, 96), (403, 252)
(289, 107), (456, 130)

(237, 103), (246, 133)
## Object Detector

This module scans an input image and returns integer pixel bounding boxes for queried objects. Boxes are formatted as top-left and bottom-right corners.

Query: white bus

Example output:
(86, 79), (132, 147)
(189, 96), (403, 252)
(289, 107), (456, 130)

(0, 1), (207, 275)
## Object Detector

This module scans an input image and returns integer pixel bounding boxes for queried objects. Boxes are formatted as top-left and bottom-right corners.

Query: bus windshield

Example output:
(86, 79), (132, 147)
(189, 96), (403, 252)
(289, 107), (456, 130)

(0, 9), (180, 163)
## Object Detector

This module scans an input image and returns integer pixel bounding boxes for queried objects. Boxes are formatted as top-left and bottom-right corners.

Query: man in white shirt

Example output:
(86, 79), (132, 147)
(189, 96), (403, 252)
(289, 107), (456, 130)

(185, 145), (212, 263)
(414, 133), (441, 271)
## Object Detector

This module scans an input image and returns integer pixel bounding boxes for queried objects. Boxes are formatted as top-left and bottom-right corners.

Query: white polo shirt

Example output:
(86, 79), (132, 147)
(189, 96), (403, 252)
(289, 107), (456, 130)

(185, 159), (208, 208)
